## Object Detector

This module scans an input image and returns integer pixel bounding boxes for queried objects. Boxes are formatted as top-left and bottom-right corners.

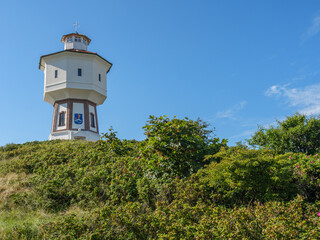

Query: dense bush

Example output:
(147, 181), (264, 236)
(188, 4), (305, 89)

(141, 115), (227, 178)
(39, 196), (320, 239)
(1, 115), (320, 238)
(248, 113), (320, 154)
(198, 148), (298, 205)
(286, 153), (320, 202)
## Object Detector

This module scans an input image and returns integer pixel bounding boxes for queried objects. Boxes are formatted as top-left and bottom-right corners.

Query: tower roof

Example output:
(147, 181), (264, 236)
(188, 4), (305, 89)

(39, 49), (112, 72)
(61, 33), (91, 44)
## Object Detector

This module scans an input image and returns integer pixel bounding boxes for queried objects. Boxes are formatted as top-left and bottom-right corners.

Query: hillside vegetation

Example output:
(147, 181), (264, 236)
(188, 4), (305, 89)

(0, 115), (320, 239)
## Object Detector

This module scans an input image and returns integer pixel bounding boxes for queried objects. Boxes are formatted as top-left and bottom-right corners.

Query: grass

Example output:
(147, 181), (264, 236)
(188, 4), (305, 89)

(0, 209), (54, 239)
(0, 152), (41, 239)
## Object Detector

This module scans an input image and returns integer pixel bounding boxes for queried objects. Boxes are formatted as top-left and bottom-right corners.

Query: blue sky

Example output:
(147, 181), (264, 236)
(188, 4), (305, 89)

(1, 0), (320, 146)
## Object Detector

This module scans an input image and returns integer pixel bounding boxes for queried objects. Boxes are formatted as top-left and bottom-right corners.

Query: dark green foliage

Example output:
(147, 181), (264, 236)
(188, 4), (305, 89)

(98, 127), (131, 155)
(286, 153), (320, 202)
(1, 115), (320, 238)
(0, 143), (21, 152)
(199, 147), (298, 205)
(248, 113), (320, 154)
(21, 140), (143, 211)
(40, 196), (320, 240)
(141, 115), (227, 177)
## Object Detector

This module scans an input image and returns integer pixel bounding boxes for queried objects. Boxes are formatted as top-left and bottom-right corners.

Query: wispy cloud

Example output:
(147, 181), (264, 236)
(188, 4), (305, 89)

(229, 129), (256, 140)
(216, 101), (247, 119)
(265, 83), (320, 115)
(302, 14), (320, 41)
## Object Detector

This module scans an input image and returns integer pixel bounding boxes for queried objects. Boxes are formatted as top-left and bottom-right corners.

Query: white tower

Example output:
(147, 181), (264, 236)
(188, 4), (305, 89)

(39, 32), (112, 141)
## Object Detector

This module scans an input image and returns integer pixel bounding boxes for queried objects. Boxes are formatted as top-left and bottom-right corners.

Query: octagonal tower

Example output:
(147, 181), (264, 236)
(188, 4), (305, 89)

(39, 32), (112, 141)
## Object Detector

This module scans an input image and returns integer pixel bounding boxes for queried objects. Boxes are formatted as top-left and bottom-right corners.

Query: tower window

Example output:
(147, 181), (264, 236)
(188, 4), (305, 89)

(58, 112), (65, 127)
(78, 68), (82, 76)
(55, 70), (58, 78)
(98, 74), (101, 82)
(90, 113), (95, 128)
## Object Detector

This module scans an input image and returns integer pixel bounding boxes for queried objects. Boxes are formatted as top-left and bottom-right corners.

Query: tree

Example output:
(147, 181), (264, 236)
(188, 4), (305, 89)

(141, 115), (227, 177)
(248, 113), (320, 154)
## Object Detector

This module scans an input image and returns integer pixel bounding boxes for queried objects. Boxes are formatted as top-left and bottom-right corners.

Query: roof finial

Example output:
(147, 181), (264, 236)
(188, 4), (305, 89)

(73, 21), (80, 33)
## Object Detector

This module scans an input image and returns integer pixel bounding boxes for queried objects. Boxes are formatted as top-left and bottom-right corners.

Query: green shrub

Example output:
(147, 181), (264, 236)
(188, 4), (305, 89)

(1, 114), (320, 238)
(141, 115), (227, 178)
(39, 196), (320, 239)
(284, 153), (320, 202)
(248, 113), (320, 154)
(199, 148), (297, 205)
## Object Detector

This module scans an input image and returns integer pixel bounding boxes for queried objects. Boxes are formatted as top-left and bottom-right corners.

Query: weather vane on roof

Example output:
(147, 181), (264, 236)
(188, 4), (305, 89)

(73, 21), (80, 33)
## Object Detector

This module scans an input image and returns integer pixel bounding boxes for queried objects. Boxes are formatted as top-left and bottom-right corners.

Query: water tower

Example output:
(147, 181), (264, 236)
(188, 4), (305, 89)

(39, 32), (112, 141)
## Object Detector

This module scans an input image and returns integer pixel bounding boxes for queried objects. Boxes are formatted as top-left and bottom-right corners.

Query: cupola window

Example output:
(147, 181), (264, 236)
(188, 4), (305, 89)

(78, 68), (82, 76)
(83, 39), (87, 45)
(67, 37), (73, 43)
(75, 37), (81, 42)
(55, 70), (58, 78)
(99, 74), (101, 82)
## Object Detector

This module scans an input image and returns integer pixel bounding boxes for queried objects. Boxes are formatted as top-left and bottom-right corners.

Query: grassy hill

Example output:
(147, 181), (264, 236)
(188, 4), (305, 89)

(0, 116), (320, 239)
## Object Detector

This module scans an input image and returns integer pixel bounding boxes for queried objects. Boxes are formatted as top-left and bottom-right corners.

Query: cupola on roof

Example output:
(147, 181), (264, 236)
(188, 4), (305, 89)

(61, 33), (91, 51)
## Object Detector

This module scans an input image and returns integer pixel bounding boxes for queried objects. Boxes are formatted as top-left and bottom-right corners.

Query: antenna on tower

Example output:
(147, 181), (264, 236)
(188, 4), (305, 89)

(73, 21), (80, 33)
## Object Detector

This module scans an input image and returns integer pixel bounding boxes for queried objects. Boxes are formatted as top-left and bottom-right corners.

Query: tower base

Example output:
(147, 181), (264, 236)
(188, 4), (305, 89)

(49, 130), (100, 141)
(49, 99), (100, 142)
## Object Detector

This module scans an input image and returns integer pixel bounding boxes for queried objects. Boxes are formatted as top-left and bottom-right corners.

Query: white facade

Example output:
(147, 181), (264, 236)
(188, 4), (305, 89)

(40, 51), (111, 105)
(49, 130), (100, 141)
(39, 32), (112, 141)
